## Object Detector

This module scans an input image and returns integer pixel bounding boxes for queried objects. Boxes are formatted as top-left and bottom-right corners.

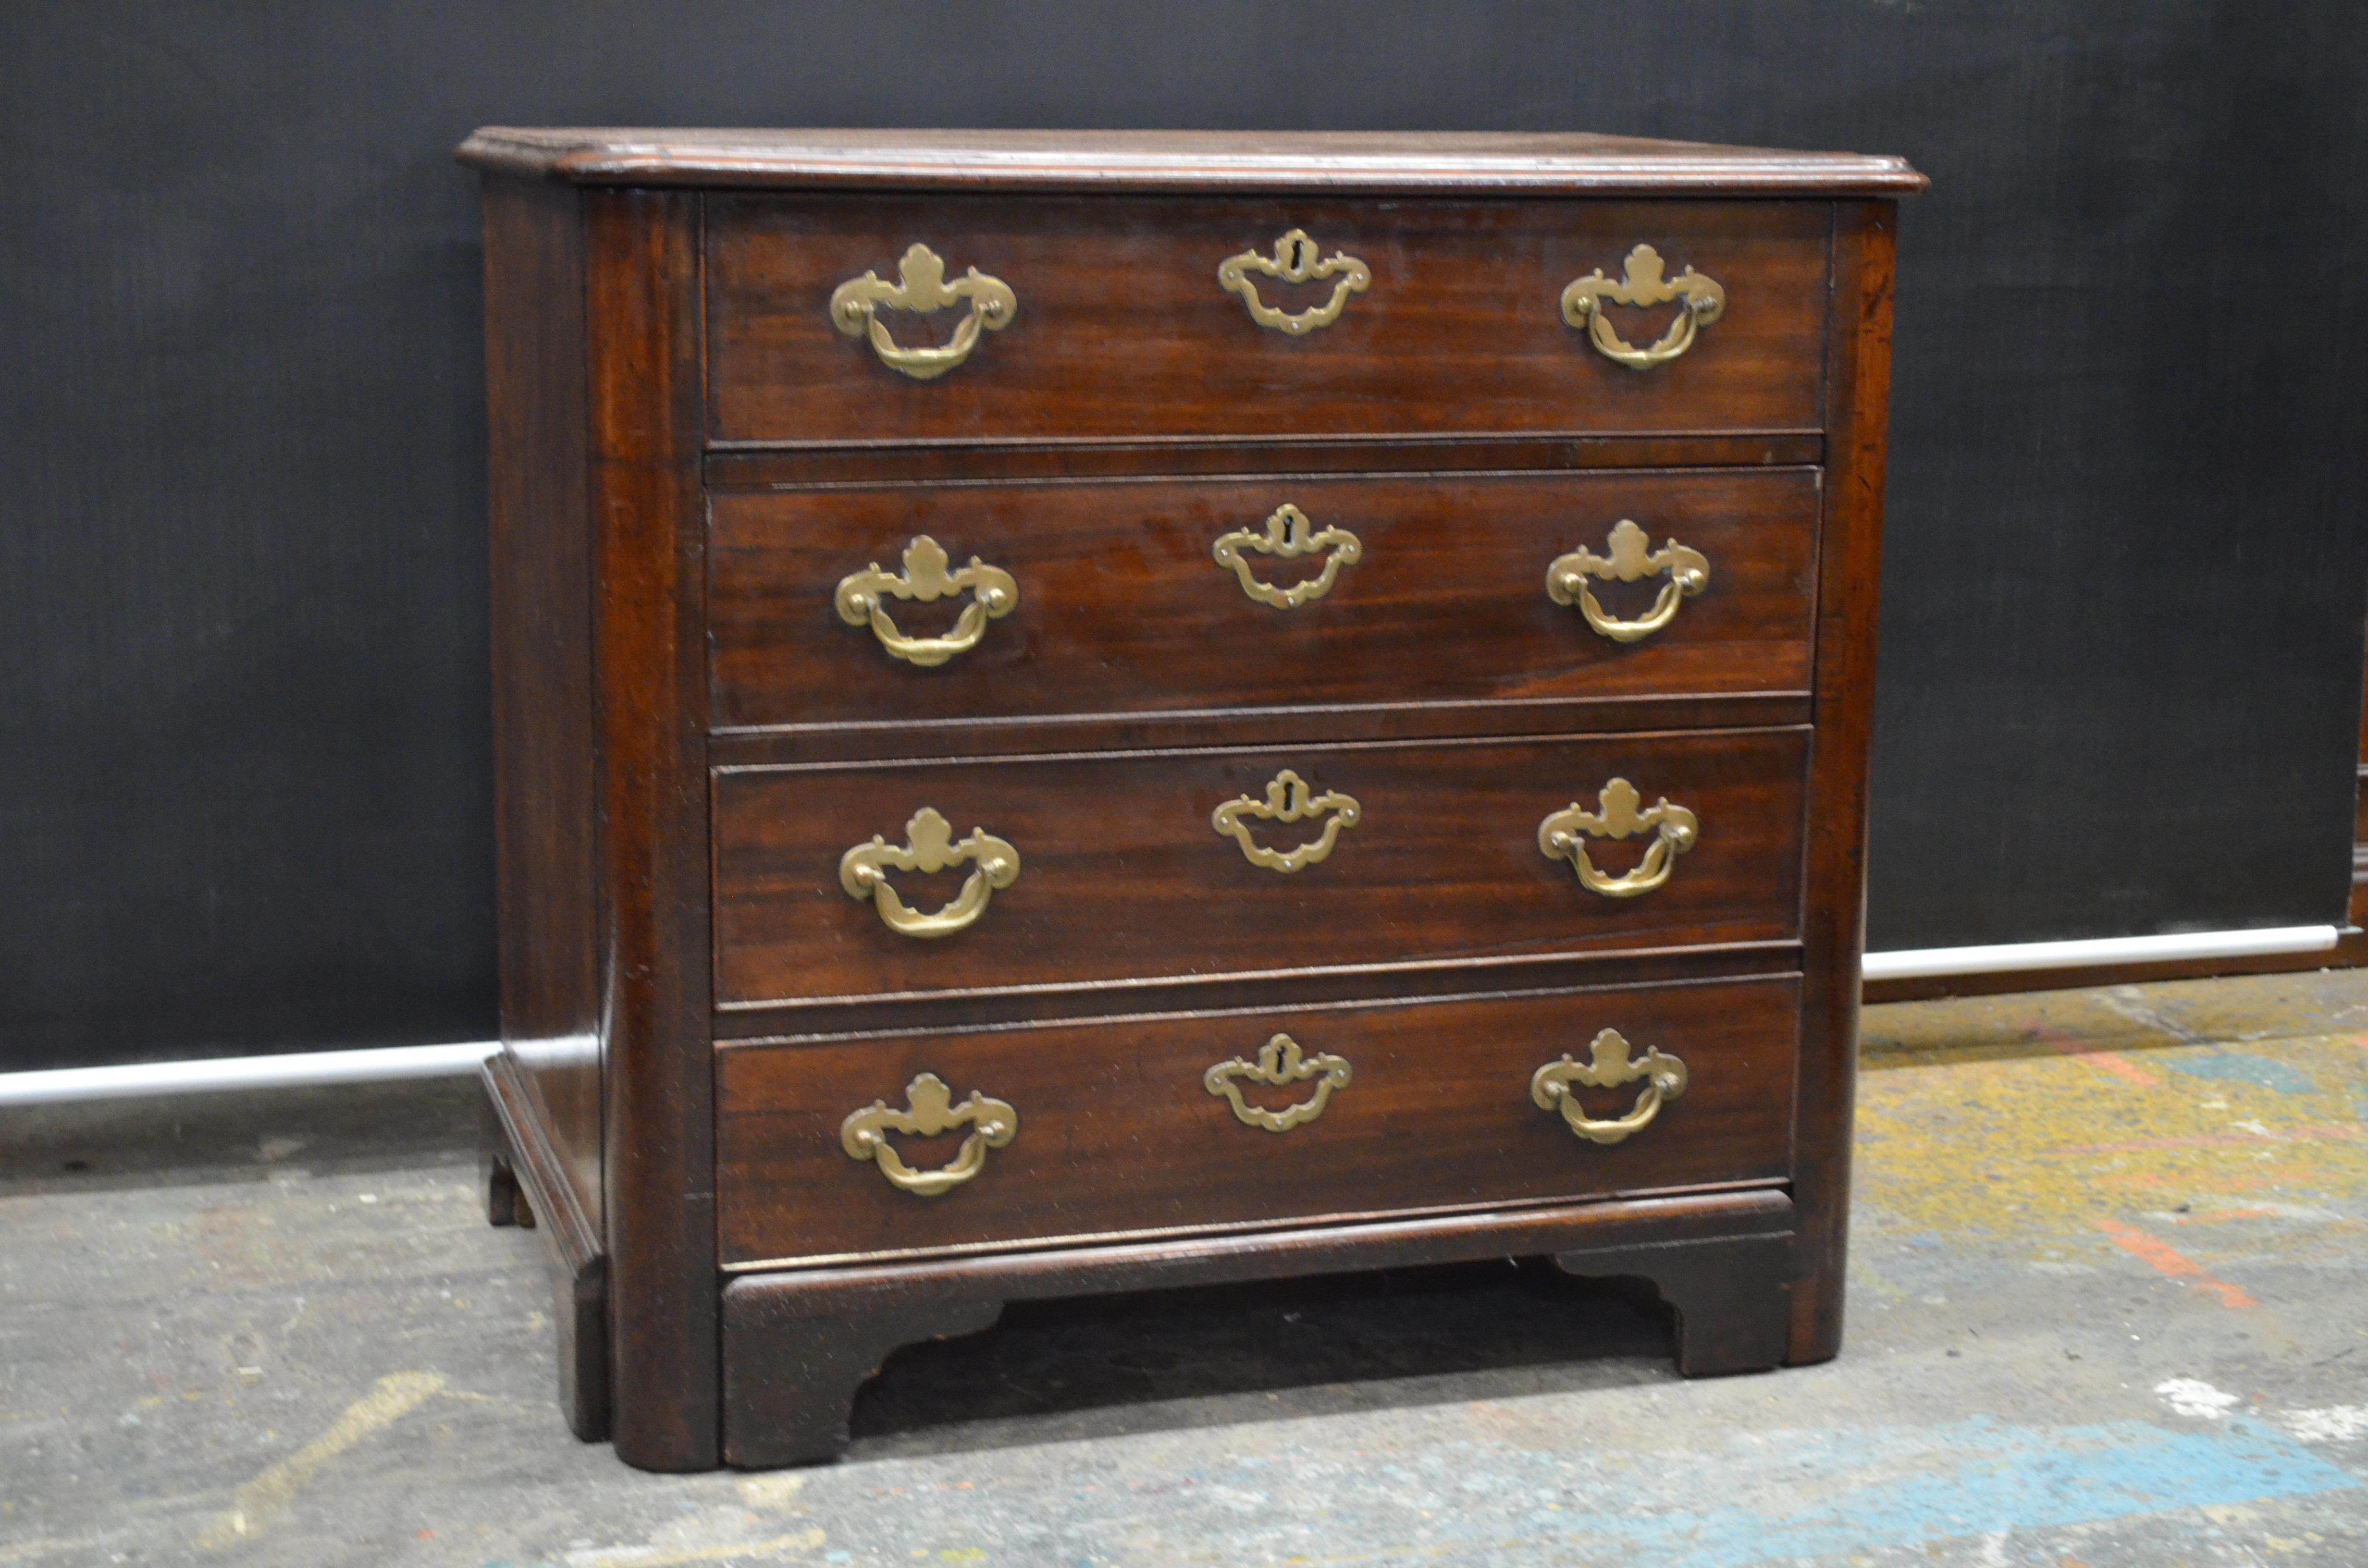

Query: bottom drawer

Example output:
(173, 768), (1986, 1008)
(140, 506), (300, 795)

(716, 974), (1799, 1268)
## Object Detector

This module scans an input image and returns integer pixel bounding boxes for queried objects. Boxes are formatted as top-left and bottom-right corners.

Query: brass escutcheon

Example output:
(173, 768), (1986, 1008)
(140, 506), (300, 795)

(1537, 778), (1698, 899)
(835, 536), (1018, 667)
(1204, 1034), (1353, 1133)
(841, 1072), (1018, 1195)
(1217, 229), (1371, 335)
(1547, 519), (1710, 643)
(1212, 770), (1362, 873)
(1531, 1029), (1689, 1145)
(1210, 504), (1363, 609)
(840, 808), (1021, 939)
(1559, 245), (1726, 370)
(830, 243), (1016, 380)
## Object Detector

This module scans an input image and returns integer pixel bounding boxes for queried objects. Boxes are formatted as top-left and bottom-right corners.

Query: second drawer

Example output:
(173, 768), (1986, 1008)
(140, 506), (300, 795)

(709, 468), (1823, 732)
(712, 728), (1807, 1007)
(716, 974), (1801, 1267)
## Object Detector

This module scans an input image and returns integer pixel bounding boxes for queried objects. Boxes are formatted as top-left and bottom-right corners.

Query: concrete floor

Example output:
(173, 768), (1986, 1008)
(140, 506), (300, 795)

(4, 971), (2367, 1567)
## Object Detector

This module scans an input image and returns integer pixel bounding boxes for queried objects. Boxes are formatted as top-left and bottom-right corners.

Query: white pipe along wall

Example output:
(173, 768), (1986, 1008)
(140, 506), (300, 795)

(0, 925), (2340, 1105)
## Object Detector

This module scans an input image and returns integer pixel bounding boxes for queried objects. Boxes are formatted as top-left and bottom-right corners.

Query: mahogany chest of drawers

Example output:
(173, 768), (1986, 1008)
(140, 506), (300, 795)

(461, 128), (1923, 1471)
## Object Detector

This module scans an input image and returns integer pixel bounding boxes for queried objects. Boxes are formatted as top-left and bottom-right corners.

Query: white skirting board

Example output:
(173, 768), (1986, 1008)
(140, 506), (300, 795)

(0, 924), (2343, 1105)
(0, 1040), (497, 1107)
(1858, 924), (2338, 982)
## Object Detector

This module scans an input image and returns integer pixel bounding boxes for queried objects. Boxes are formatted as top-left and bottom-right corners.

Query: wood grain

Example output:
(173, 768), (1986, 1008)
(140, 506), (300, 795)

(716, 938), (1803, 1043)
(709, 693), (1814, 769)
(705, 196), (1831, 444)
(709, 469), (1822, 733)
(712, 729), (1810, 1007)
(583, 189), (719, 1470)
(482, 1053), (608, 1439)
(1787, 201), (1892, 1367)
(480, 176), (604, 1237)
(703, 432), (1825, 488)
(716, 974), (1798, 1267)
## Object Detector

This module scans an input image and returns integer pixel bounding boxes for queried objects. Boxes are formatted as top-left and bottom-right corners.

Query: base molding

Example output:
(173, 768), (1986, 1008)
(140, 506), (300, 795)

(481, 1052), (610, 1441)
(1552, 1232), (1794, 1374)
(721, 1187), (1796, 1468)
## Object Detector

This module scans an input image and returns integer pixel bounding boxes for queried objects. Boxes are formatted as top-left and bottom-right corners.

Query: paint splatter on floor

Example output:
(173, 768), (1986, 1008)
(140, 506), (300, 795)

(2, 970), (2365, 1565)
(1858, 985), (2368, 1275)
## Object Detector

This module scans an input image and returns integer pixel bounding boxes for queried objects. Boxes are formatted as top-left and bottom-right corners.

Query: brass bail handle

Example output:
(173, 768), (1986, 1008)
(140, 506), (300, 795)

(835, 536), (1018, 667)
(1204, 1034), (1353, 1132)
(841, 1072), (1019, 1195)
(840, 808), (1021, 939)
(1559, 244), (1726, 370)
(1530, 1029), (1689, 1145)
(1537, 778), (1697, 899)
(1547, 519), (1710, 644)
(830, 243), (1017, 380)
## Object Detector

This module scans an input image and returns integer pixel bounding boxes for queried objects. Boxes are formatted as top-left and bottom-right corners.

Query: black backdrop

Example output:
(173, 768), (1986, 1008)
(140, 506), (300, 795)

(6, 2), (2365, 1071)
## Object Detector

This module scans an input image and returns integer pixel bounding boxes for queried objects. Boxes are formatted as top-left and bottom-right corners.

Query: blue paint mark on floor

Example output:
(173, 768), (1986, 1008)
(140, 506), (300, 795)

(1555, 1416), (2356, 1566)
(821, 1412), (2362, 1566)
(2161, 1051), (2319, 1094)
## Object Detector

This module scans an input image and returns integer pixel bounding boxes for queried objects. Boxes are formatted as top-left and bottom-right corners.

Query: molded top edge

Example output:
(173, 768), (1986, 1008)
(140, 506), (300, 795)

(456, 127), (1927, 196)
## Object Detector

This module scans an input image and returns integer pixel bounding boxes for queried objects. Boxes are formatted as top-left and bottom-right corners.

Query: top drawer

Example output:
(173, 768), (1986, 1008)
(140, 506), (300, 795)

(705, 196), (1832, 446)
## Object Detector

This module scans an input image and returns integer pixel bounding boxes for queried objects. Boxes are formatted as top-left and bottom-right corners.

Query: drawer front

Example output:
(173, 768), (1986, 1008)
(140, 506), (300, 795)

(710, 469), (1821, 732)
(706, 196), (1830, 445)
(716, 976), (1800, 1266)
(712, 730), (1806, 1007)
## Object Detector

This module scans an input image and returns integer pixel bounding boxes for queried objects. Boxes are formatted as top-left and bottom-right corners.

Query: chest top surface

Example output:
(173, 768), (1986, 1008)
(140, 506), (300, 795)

(456, 126), (1925, 196)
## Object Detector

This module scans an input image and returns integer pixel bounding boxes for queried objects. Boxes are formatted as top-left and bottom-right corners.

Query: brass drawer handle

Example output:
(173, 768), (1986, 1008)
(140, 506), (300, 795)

(1211, 504), (1362, 609)
(1547, 520), (1710, 643)
(1205, 1034), (1352, 1132)
(1560, 245), (1726, 370)
(1212, 770), (1362, 872)
(1531, 1029), (1688, 1145)
(842, 1073), (1018, 1195)
(835, 536), (1018, 667)
(840, 808), (1020, 939)
(1218, 229), (1371, 335)
(830, 244), (1016, 380)
(1538, 778), (1697, 899)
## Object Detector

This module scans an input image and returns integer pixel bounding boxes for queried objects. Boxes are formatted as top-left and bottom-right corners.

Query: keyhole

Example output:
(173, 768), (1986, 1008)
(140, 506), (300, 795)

(1290, 238), (1306, 270)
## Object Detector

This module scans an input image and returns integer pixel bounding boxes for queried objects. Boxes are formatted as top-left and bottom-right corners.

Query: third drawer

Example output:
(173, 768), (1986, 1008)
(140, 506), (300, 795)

(713, 728), (1807, 1008)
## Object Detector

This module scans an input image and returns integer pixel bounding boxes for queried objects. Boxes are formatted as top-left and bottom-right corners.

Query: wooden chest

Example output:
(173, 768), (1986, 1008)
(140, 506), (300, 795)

(461, 128), (1923, 1471)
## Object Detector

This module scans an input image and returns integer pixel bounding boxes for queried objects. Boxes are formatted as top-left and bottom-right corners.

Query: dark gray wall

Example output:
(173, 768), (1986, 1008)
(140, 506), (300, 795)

(5, 1), (2365, 1070)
